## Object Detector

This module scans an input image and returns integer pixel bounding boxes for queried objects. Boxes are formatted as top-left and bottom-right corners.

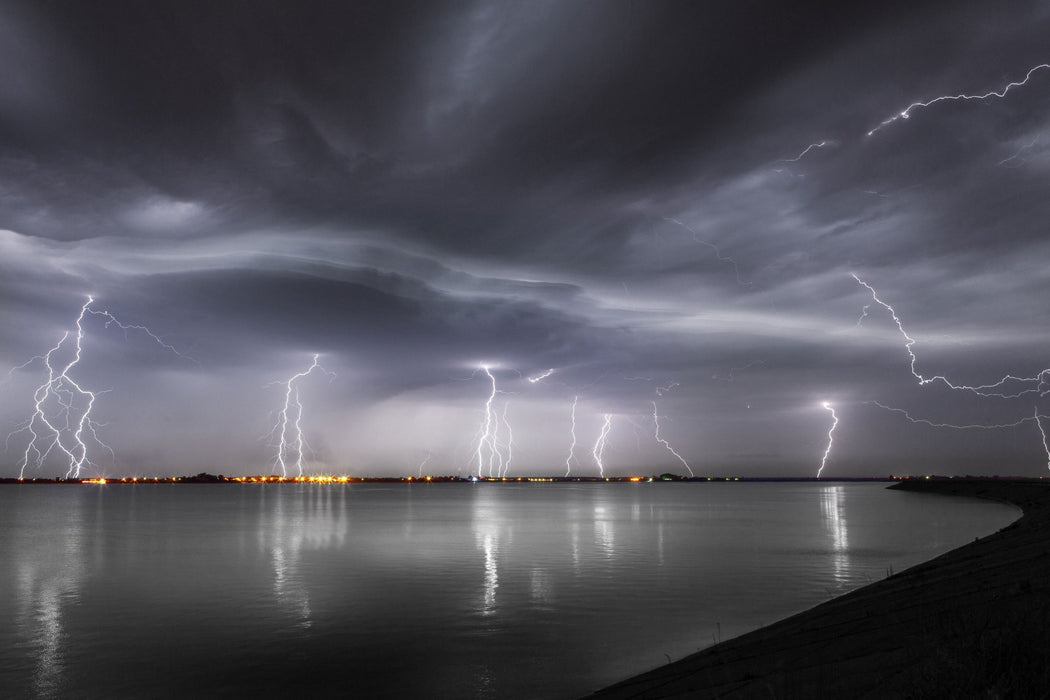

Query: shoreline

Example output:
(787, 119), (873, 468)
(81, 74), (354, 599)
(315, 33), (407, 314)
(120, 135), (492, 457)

(585, 479), (1050, 699)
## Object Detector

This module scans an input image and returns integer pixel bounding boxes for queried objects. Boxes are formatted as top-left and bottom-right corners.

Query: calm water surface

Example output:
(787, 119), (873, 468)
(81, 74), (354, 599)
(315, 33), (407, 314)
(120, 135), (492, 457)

(0, 482), (1018, 699)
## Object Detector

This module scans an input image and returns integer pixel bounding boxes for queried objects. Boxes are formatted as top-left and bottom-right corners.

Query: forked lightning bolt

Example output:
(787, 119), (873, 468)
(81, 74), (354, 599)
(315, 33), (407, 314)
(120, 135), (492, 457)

(651, 400), (694, 477)
(268, 354), (335, 477)
(868, 63), (1050, 136)
(472, 365), (513, 477)
(663, 218), (749, 286)
(871, 401), (1050, 471)
(817, 402), (838, 478)
(564, 395), (579, 477)
(1035, 408), (1050, 470)
(853, 274), (1050, 398)
(7, 296), (186, 478)
(592, 414), (613, 478)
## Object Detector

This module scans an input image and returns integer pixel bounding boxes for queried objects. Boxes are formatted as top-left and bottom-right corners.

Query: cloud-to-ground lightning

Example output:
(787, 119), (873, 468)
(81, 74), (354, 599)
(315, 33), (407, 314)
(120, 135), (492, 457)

(853, 273), (1050, 398)
(500, 402), (513, 477)
(417, 450), (432, 478)
(1035, 408), (1050, 470)
(7, 296), (187, 479)
(592, 414), (613, 478)
(651, 400), (694, 477)
(472, 365), (514, 477)
(816, 402), (838, 478)
(267, 354), (335, 477)
(867, 63), (1050, 136)
(564, 395), (579, 477)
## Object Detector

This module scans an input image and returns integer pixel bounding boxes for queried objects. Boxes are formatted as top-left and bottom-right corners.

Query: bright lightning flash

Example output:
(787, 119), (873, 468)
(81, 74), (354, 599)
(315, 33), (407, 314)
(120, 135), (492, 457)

(268, 354), (335, 477)
(592, 414), (613, 478)
(472, 366), (514, 477)
(651, 401), (694, 477)
(853, 273), (1050, 398)
(527, 368), (555, 383)
(817, 402), (838, 478)
(868, 63), (1050, 136)
(7, 296), (186, 479)
(565, 395), (579, 477)
(1035, 408), (1050, 470)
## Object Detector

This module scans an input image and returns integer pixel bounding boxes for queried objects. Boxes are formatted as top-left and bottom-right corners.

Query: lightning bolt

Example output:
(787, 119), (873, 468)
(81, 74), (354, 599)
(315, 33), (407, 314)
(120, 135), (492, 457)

(267, 354), (335, 477)
(778, 140), (829, 162)
(500, 401), (513, 477)
(663, 217), (749, 287)
(817, 402), (839, 478)
(651, 401), (694, 477)
(869, 401), (1046, 431)
(472, 365), (513, 477)
(1035, 407), (1050, 470)
(527, 368), (555, 383)
(417, 450), (432, 478)
(592, 414), (613, 478)
(7, 296), (187, 479)
(565, 395), (579, 477)
(853, 273), (1050, 398)
(997, 135), (1040, 168)
(855, 305), (871, 327)
(868, 63), (1050, 137)
(871, 401), (1050, 471)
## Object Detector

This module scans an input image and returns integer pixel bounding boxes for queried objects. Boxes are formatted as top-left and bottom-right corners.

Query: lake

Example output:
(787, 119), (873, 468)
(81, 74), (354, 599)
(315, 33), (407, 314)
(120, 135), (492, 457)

(0, 481), (1019, 699)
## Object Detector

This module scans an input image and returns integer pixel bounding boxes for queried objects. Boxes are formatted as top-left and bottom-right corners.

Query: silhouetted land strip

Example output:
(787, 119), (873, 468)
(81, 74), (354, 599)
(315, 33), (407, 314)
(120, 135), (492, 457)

(586, 478), (1050, 699)
(0, 474), (897, 485)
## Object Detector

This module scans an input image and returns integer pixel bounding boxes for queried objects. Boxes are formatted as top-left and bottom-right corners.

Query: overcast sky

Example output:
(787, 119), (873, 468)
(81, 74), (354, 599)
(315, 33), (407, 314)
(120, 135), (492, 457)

(3, 1), (1050, 478)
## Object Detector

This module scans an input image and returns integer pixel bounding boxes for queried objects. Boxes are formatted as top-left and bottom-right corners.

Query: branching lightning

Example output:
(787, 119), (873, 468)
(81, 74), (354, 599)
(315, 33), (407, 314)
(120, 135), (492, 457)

(853, 273), (1050, 398)
(1035, 408), (1050, 470)
(817, 402), (838, 478)
(651, 400), (694, 477)
(267, 354), (335, 477)
(663, 218), (749, 286)
(868, 63), (1050, 136)
(472, 365), (514, 477)
(592, 414), (613, 478)
(565, 395), (579, 477)
(7, 296), (187, 479)
(869, 401), (1045, 431)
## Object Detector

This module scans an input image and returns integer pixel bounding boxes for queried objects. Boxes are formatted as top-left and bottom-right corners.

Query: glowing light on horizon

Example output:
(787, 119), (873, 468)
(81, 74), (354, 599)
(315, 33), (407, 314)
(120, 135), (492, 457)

(7, 296), (187, 479)
(853, 273), (1050, 398)
(868, 63), (1050, 136)
(817, 402), (838, 478)
(592, 414), (613, 478)
(267, 354), (335, 477)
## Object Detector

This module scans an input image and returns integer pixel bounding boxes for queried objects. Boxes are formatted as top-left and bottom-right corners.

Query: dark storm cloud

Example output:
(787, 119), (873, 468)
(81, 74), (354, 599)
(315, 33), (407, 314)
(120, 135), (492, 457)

(3, 1), (1050, 476)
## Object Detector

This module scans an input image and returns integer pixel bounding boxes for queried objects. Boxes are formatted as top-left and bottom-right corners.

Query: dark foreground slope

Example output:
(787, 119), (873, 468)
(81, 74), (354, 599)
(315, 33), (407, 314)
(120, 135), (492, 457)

(586, 480), (1050, 699)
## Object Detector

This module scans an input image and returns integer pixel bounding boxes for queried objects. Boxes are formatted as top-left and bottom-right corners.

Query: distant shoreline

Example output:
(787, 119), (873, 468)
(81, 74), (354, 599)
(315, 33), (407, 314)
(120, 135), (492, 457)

(0, 473), (905, 485)
(585, 478), (1050, 699)
(7, 473), (1046, 486)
